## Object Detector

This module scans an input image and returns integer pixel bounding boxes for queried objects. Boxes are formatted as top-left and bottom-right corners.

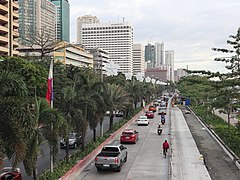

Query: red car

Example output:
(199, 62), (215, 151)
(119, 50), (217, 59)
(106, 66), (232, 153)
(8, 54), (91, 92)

(149, 105), (156, 112)
(145, 111), (154, 118)
(120, 129), (139, 144)
(0, 167), (22, 180)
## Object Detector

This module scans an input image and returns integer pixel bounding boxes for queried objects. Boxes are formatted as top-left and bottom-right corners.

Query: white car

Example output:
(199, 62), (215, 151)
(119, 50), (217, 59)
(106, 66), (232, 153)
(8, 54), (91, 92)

(137, 115), (149, 126)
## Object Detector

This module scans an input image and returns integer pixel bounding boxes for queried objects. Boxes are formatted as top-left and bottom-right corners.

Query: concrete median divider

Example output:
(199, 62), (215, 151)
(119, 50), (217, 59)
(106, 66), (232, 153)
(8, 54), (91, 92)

(59, 105), (150, 180)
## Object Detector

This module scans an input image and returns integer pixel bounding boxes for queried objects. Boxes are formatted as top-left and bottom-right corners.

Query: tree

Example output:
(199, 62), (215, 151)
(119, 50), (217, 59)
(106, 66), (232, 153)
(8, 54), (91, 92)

(0, 71), (29, 168)
(104, 83), (131, 130)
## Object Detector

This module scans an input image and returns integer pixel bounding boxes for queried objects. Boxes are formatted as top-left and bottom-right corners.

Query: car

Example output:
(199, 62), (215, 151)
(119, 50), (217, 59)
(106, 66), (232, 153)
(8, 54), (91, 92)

(137, 115), (149, 126)
(0, 167), (22, 180)
(60, 133), (81, 149)
(120, 129), (139, 144)
(158, 107), (166, 115)
(149, 105), (156, 112)
(105, 111), (111, 116)
(115, 111), (124, 117)
(95, 141), (127, 172)
(153, 101), (159, 106)
(145, 111), (154, 118)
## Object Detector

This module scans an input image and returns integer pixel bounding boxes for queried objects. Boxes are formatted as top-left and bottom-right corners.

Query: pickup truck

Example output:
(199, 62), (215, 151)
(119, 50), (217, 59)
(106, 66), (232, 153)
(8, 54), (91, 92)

(95, 141), (127, 172)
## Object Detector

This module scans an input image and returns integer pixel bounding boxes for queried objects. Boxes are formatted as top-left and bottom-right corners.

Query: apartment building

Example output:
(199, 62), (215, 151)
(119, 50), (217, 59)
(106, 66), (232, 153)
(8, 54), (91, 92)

(0, 0), (19, 56)
(133, 44), (145, 76)
(77, 16), (133, 74)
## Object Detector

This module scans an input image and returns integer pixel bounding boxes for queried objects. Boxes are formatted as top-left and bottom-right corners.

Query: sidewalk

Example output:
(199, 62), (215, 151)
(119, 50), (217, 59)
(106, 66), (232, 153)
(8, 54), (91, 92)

(170, 106), (211, 180)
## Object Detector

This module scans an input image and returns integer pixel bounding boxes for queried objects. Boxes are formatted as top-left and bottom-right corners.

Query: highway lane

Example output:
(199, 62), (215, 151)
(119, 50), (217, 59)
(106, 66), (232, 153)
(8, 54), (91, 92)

(78, 108), (171, 180)
(3, 116), (122, 180)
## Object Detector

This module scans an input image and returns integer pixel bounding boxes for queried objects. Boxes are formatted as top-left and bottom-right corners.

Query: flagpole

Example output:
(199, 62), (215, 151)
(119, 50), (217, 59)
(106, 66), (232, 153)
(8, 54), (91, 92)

(50, 56), (54, 172)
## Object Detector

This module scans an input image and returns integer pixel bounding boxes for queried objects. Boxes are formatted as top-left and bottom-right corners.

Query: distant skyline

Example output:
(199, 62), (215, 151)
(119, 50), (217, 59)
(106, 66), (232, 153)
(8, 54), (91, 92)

(69, 0), (240, 73)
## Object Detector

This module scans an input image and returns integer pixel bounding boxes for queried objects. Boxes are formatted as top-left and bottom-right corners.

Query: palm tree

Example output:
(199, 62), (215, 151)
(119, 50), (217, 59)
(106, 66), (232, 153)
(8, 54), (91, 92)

(104, 83), (131, 130)
(0, 71), (29, 168)
(22, 97), (64, 180)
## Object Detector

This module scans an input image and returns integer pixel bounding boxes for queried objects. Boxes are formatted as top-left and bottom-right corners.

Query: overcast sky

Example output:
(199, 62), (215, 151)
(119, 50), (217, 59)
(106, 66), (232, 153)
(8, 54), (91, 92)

(69, 0), (240, 73)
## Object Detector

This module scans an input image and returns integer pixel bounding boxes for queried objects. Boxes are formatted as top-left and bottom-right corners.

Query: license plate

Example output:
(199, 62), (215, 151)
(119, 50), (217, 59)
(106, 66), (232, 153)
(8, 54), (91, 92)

(126, 137), (129, 139)
(103, 164), (110, 167)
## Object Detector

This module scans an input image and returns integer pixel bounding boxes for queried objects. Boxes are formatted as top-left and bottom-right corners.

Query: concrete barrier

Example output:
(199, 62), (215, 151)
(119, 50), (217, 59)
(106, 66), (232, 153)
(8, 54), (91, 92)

(60, 105), (150, 180)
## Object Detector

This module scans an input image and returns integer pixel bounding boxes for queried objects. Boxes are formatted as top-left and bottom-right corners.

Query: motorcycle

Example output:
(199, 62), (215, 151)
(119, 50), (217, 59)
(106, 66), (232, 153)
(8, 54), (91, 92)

(161, 115), (165, 125)
(161, 119), (165, 125)
(157, 126), (163, 135)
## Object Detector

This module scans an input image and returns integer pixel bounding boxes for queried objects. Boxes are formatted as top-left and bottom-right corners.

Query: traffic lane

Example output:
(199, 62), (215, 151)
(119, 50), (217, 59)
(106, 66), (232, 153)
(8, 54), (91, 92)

(3, 116), (122, 180)
(80, 112), (170, 180)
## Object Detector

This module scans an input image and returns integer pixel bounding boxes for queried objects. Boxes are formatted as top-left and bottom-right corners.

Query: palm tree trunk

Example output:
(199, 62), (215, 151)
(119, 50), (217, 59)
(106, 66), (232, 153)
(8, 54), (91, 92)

(100, 118), (103, 137)
(109, 114), (114, 130)
(32, 168), (38, 180)
(227, 108), (231, 128)
(93, 128), (96, 142)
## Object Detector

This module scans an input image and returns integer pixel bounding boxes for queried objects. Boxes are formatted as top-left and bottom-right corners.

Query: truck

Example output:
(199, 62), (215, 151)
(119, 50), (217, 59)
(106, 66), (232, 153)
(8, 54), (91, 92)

(95, 141), (127, 172)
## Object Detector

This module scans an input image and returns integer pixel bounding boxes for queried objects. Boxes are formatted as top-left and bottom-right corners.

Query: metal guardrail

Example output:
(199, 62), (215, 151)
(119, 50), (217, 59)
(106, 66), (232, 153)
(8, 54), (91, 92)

(188, 106), (240, 171)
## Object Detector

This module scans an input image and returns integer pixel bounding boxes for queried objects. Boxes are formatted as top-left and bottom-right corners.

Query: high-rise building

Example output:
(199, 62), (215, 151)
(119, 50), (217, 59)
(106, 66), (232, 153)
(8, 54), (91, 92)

(77, 15), (99, 44)
(133, 44), (145, 76)
(0, 0), (19, 56)
(18, 0), (36, 46)
(49, 0), (70, 42)
(155, 42), (164, 66)
(36, 0), (56, 40)
(165, 50), (174, 82)
(77, 16), (133, 74)
(145, 43), (155, 68)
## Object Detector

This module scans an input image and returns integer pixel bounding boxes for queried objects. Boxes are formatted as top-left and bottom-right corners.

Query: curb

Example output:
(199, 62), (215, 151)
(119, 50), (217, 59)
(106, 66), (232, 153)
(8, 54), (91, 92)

(189, 107), (240, 171)
(59, 105), (150, 180)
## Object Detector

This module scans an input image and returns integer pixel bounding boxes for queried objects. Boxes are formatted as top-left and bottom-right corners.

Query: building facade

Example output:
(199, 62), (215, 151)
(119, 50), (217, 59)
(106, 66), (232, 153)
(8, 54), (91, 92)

(0, 0), (19, 56)
(50, 0), (70, 42)
(17, 42), (93, 67)
(145, 65), (170, 82)
(87, 48), (109, 76)
(133, 44), (145, 76)
(18, 0), (36, 46)
(165, 50), (174, 82)
(36, 0), (56, 40)
(77, 15), (100, 44)
(155, 42), (164, 67)
(78, 17), (133, 74)
(145, 43), (155, 68)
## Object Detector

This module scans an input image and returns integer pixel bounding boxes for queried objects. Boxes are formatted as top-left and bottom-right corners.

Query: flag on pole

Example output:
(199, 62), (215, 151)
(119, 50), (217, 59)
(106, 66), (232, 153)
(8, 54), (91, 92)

(46, 59), (53, 106)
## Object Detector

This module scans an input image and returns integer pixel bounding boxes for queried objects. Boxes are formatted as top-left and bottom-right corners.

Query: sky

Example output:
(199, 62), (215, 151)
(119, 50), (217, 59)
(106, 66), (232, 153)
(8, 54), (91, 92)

(69, 0), (240, 73)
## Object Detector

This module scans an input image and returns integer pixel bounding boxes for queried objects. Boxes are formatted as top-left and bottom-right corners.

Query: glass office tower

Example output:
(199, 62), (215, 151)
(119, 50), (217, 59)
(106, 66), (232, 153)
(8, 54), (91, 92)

(50, 0), (70, 42)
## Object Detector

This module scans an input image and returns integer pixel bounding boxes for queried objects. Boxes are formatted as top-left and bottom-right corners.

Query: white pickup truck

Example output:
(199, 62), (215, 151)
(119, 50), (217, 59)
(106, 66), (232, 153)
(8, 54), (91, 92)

(95, 141), (127, 172)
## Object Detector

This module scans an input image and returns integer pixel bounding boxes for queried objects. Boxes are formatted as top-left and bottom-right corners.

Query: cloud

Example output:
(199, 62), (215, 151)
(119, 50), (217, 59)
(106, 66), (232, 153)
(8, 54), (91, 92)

(69, 0), (240, 72)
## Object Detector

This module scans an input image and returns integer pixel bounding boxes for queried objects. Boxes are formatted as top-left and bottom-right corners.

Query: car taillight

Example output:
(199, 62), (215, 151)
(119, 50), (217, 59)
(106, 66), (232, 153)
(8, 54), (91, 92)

(95, 157), (98, 161)
(115, 157), (119, 164)
(131, 135), (135, 138)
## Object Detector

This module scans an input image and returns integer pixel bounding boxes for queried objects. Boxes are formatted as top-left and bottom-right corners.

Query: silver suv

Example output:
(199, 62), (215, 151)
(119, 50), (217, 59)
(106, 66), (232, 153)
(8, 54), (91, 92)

(60, 133), (81, 149)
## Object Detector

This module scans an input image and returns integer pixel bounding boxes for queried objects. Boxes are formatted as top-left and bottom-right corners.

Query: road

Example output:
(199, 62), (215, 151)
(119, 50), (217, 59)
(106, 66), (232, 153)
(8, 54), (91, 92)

(3, 116), (122, 180)
(77, 108), (171, 180)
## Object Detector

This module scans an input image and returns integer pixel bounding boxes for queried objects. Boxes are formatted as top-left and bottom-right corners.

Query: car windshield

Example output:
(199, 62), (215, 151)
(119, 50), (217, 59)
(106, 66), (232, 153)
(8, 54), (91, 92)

(102, 147), (119, 152)
(139, 116), (147, 119)
(69, 134), (76, 139)
(123, 132), (133, 135)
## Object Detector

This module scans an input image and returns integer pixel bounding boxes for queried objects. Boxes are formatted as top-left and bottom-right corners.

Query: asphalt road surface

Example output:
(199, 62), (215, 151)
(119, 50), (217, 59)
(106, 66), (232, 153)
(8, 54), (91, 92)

(3, 116), (122, 180)
(182, 107), (240, 180)
(78, 108), (171, 180)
